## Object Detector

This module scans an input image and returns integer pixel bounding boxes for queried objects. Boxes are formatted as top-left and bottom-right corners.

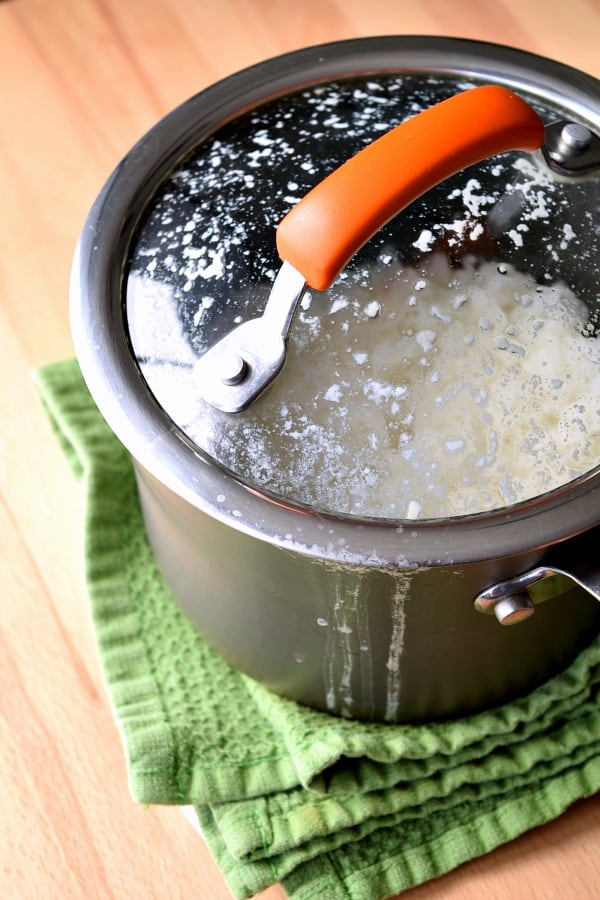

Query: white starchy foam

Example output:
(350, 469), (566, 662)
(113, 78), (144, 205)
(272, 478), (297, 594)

(188, 254), (598, 518)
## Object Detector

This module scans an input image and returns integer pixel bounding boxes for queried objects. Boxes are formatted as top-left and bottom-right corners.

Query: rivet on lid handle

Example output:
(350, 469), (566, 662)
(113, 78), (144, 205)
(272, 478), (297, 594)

(195, 85), (545, 413)
(543, 119), (600, 173)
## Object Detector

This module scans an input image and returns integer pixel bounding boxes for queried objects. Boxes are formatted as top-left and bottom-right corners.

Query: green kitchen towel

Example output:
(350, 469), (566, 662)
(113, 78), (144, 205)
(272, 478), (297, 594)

(36, 358), (600, 900)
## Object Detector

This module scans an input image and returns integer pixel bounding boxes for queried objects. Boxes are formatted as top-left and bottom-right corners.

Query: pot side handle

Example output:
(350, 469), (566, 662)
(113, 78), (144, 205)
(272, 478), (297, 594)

(474, 529), (600, 625)
(276, 85), (545, 291)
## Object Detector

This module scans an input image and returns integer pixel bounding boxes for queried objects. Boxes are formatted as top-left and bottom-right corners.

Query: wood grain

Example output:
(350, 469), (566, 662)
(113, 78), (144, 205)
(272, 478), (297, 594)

(1, 1), (599, 897)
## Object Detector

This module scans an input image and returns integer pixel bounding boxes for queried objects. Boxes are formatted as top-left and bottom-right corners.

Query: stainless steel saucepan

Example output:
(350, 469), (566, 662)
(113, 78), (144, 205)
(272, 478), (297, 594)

(71, 37), (600, 722)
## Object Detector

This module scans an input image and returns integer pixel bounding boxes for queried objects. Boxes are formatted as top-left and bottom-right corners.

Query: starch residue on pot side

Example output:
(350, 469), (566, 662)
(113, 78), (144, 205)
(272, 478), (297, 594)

(385, 585), (408, 722)
(319, 566), (410, 720)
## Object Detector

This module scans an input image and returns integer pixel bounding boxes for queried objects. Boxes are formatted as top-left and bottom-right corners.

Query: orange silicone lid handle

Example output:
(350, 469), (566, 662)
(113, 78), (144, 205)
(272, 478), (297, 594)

(275, 85), (545, 291)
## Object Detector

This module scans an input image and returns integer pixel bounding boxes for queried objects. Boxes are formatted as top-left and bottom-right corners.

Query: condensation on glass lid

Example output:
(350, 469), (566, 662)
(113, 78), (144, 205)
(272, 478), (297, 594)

(129, 252), (600, 519)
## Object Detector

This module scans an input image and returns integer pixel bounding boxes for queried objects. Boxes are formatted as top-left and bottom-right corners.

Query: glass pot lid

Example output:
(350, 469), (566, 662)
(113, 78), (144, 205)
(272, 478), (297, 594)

(126, 65), (600, 522)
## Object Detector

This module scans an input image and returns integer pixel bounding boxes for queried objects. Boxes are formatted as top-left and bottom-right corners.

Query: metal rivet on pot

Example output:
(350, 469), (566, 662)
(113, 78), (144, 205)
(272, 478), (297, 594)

(541, 119), (600, 174)
(217, 353), (248, 386)
(490, 592), (535, 625)
(560, 122), (593, 152)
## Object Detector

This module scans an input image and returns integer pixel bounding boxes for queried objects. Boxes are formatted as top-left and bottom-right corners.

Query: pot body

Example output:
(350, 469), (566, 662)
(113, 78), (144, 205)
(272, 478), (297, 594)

(135, 461), (600, 721)
(71, 36), (600, 723)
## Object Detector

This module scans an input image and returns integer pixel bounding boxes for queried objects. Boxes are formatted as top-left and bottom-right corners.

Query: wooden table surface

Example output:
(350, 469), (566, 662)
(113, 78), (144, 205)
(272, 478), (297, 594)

(2, 1), (600, 897)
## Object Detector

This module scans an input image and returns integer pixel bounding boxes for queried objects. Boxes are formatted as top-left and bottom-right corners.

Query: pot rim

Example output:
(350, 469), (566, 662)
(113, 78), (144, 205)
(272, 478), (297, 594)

(70, 34), (600, 567)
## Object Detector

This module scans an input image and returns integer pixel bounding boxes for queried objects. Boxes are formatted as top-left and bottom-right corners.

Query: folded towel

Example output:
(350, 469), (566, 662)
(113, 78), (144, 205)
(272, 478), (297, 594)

(35, 358), (600, 900)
